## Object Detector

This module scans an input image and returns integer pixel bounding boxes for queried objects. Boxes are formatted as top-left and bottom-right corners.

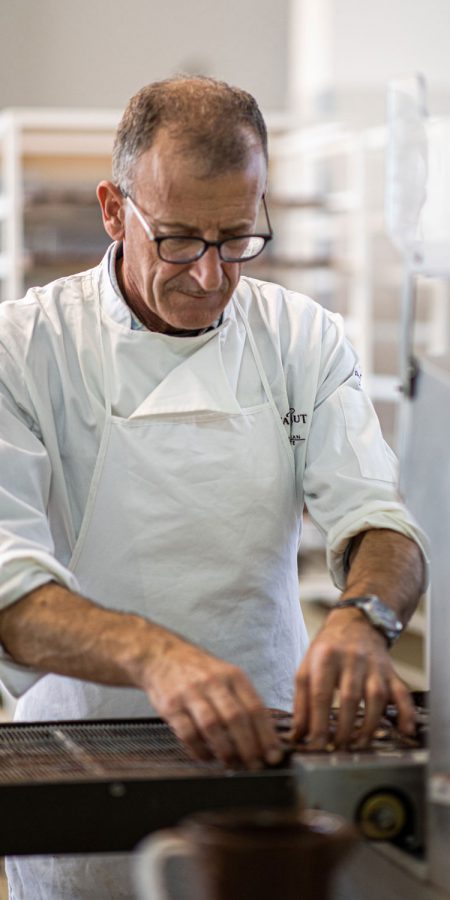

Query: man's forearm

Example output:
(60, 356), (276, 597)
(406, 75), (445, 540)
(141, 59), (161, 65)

(0, 581), (283, 768)
(338, 528), (425, 623)
(0, 581), (169, 690)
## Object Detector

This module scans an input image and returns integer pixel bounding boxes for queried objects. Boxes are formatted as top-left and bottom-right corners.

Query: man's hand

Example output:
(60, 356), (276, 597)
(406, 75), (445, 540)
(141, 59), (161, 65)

(291, 607), (416, 750)
(290, 528), (424, 749)
(139, 633), (283, 768)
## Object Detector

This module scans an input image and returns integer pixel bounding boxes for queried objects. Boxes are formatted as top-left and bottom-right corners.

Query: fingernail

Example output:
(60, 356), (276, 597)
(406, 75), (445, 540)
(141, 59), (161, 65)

(266, 748), (283, 765)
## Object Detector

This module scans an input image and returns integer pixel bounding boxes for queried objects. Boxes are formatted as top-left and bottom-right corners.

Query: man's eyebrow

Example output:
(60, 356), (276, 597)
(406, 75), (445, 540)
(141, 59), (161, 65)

(156, 219), (255, 234)
(156, 220), (197, 231)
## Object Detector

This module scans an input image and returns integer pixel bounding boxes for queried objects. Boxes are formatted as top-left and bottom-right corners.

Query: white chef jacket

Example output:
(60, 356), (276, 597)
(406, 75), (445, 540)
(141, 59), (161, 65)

(0, 243), (428, 699)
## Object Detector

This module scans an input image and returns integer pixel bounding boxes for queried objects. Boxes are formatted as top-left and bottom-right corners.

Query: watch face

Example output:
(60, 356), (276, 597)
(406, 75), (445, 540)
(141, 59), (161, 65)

(362, 597), (403, 642)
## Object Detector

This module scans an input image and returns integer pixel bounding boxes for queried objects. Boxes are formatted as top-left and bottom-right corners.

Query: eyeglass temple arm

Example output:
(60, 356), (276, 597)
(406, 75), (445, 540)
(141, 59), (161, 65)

(123, 193), (157, 241)
(262, 194), (273, 237)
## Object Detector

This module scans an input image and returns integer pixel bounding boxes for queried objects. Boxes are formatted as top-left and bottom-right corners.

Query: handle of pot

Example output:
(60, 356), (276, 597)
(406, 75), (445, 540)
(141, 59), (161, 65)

(134, 829), (205, 900)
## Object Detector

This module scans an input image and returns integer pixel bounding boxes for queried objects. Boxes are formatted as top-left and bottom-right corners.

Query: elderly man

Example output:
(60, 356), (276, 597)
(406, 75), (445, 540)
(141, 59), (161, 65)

(0, 76), (426, 898)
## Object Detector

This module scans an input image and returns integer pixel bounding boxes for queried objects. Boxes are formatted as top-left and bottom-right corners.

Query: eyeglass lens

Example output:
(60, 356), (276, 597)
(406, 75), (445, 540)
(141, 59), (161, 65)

(158, 235), (267, 263)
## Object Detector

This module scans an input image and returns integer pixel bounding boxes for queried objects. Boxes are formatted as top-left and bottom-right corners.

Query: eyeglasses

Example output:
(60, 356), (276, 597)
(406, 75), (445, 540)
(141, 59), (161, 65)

(123, 191), (273, 264)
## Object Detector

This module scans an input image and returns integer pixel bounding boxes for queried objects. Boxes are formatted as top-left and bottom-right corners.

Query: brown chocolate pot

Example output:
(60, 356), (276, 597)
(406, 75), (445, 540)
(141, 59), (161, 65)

(175, 807), (357, 900)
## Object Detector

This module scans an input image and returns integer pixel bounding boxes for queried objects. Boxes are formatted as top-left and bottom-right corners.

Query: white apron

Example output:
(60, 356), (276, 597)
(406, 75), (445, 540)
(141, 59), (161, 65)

(9, 296), (307, 899)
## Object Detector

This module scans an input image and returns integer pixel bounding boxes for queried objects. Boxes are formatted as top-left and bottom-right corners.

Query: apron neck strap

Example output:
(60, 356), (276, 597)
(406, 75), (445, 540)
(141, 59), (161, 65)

(96, 266), (113, 418)
(234, 298), (280, 416)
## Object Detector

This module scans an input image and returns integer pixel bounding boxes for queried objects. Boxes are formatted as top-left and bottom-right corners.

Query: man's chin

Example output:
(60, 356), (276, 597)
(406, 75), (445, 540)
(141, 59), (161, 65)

(164, 294), (228, 331)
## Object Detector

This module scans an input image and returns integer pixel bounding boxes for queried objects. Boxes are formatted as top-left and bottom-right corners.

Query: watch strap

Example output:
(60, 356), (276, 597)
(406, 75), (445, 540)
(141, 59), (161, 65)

(333, 594), (403, 647)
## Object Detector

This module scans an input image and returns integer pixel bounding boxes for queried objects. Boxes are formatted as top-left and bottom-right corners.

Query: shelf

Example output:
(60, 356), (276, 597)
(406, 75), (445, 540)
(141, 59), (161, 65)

(0, 108), (120, 130)
(23, 253), (108, 274)
(21, 133), (115, 157)
(0, 109), (119, 302)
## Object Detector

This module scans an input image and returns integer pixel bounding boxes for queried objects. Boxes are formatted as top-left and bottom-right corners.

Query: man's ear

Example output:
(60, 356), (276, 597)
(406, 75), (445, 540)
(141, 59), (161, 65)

(97, 181), (125, 241)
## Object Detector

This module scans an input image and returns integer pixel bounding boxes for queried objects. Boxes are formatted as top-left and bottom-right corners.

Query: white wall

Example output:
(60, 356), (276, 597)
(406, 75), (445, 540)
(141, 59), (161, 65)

(1, 0), (450, 125)
(333, 0), (450, 89)
(331, 0), (450, 124)
(286, 0), (450, 127)
(0, 0), (289, 112)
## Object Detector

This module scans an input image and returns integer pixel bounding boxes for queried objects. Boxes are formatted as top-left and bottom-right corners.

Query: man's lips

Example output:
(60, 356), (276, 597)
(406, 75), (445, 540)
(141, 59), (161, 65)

(167, 280), (229, 300)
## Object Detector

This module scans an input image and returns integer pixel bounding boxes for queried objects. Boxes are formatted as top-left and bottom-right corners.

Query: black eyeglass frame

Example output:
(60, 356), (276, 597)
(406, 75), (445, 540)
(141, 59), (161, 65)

(122, 190), (273, 264)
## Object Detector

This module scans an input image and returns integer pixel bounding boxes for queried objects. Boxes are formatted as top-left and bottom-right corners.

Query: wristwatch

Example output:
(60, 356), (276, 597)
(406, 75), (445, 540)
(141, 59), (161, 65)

(333, 595), (404, 647)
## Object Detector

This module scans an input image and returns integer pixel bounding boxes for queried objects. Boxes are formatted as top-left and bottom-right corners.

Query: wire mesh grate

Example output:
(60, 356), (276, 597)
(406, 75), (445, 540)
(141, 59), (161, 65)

(0, 700), (427, 786)
(0, 719), (223, 784)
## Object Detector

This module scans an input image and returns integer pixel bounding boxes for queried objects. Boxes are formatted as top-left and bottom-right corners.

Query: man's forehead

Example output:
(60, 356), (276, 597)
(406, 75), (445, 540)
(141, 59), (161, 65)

(132, 137), (267, 215)
(133, 128), (266, 189)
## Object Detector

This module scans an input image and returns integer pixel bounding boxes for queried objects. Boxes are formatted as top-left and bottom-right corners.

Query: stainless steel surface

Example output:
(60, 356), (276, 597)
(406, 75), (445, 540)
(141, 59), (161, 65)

(400, 351), (450, 893)
(333, 843), (448, 900)
(273, 706), (428, 853)
(387, 72), (450, 897)
(292, 750), (426, 852)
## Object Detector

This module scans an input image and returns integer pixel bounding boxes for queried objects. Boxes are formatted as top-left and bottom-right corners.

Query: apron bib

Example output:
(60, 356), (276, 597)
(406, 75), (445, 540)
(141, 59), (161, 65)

(16, 300), (306, 721)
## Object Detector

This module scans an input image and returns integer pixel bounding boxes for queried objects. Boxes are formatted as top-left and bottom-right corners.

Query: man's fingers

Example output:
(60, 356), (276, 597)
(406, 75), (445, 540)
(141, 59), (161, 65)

(146, 640), (280, 768)
(290, 616), (418, 753)
(352, 673), (389, 747)
(352, 667), (415, 747)
(166, 669), (283, 769)
(168, 709), (214, 762)
(389, 676), (416, 735)
(334, 662), (365, 747)
(185, 692), (245, 765)
(231, 679), (283, 766)
(290, 668), (310, 741)
(168, 698), (257, 768)
(300, 652), (339, 749)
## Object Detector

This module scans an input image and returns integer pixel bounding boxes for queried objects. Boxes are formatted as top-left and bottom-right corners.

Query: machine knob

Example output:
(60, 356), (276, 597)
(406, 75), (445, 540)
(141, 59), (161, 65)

(357, 791), (407, 840)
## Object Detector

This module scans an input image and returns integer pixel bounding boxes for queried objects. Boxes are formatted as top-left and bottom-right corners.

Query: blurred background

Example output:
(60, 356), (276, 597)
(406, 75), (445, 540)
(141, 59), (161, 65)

(1, 0), (449, 702)
(0, 0), (449, 119)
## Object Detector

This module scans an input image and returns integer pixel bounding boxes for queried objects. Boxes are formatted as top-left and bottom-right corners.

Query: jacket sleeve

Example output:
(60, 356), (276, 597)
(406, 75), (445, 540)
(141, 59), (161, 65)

(0, 341), (79, 696)
(302, 317), (430, 589)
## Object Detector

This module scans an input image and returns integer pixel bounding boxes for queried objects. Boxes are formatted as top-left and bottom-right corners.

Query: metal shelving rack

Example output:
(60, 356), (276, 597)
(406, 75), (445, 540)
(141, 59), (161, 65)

(0, 109), (120, 304)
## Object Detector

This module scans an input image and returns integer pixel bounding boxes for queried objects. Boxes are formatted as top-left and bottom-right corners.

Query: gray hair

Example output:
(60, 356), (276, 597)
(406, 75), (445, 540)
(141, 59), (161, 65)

(112, 75), (268, 195)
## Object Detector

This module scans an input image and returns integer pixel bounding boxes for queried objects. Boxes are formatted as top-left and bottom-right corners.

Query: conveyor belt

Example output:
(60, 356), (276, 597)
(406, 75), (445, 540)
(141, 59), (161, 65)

(0, 718), (297, 855)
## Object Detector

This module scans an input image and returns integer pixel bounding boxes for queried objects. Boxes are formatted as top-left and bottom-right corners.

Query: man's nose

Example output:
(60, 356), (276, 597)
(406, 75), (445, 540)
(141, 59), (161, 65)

(189, 247), (226, 291)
